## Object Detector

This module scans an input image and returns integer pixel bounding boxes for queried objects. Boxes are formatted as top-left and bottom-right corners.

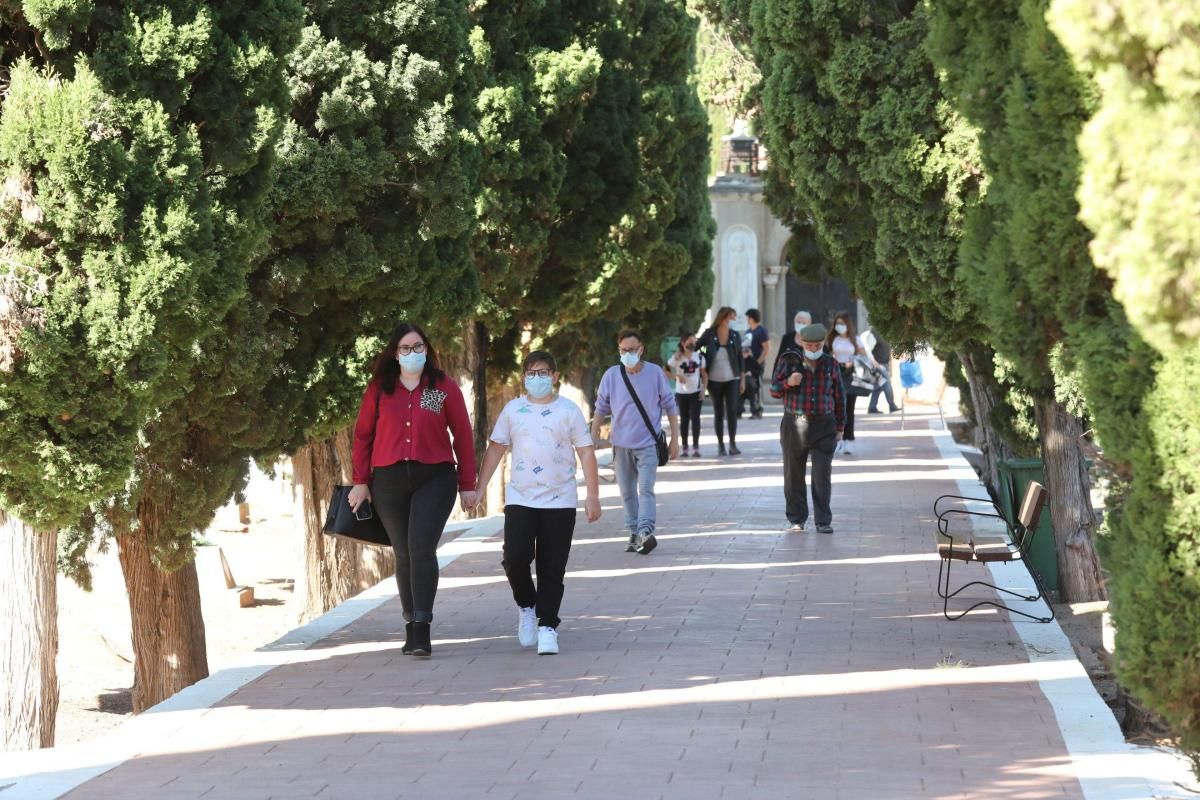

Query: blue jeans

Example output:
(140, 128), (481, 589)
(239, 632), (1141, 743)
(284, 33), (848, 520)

(869, 360), (897, 412)
(614, 445), (659, 536)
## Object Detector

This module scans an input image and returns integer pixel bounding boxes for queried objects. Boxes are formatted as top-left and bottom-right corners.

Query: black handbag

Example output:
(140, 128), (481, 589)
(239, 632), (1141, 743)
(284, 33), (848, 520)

(620, 367), (670, 466)
(323, 485), (391, 547)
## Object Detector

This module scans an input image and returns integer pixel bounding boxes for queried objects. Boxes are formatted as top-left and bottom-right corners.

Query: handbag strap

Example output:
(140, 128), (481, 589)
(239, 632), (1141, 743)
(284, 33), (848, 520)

(619, 366), (661, 440)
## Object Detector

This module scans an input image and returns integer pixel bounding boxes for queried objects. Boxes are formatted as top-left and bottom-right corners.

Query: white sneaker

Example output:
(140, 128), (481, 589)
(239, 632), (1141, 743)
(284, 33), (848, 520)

(537, 626), (559, 655)
(842, 441), (853, 456)
(517, 607), (537, 647)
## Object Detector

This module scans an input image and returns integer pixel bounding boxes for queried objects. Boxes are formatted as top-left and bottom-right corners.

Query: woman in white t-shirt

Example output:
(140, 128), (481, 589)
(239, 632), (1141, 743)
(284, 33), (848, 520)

(666, 333), (706, 457)
(473, 350), (602, 655)
(825, 311), (873, 456)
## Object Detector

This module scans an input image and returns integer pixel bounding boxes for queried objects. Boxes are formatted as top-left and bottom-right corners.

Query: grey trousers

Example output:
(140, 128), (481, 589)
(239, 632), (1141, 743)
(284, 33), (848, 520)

(614, 444), (659, 535)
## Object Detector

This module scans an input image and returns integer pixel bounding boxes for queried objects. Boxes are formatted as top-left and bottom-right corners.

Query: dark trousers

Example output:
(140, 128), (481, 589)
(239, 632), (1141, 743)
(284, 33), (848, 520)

(740, 363), (763, 415)
(676, 392), (702, 448)
(503, 505), (577, 629)
(780, 412), (836, 526)
(708, 379), (739, 446)
(840, 365), (859, 441)
(372, 461), (458, 623)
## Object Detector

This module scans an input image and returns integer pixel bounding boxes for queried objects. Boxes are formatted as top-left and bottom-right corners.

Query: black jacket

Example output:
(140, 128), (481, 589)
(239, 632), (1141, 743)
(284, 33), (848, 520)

(698, 326), (744, 382)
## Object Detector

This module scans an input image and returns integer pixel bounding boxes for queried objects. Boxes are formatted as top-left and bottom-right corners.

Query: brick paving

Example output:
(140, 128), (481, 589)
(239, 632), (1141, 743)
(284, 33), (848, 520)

(58, 411), (1094, 799)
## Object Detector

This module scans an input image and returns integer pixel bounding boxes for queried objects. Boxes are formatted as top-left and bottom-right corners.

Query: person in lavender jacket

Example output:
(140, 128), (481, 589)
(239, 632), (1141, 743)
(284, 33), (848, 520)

(591, 328), (681, 555)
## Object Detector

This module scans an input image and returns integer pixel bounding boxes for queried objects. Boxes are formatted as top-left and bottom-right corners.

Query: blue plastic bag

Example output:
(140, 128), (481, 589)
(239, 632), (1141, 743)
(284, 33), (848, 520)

(899, 359), (924, 389)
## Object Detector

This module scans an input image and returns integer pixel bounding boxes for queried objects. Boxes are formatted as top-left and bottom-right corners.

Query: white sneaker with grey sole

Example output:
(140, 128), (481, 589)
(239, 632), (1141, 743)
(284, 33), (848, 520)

(537, 626), (559, 655)
(517, 607), (537, 647)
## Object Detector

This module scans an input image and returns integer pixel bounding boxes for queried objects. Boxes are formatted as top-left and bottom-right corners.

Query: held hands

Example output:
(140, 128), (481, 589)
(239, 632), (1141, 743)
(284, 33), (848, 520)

(585, 494), (601, 523)
(459, 490), (478, 512)
(348, 483), (371, 512)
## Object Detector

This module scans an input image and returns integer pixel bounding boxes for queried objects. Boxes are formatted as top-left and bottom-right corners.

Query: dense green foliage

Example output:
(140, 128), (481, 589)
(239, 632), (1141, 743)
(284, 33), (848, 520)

(95, 0), (479, 566)
(1050, 0), (1200, 749)
(0, 1), (302, 537)
(473, 0), (714, 374)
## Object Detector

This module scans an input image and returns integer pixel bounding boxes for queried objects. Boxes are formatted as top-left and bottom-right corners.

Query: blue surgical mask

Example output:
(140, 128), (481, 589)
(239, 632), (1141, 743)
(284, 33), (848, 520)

(835, 323), (848, 335)
(803, 348), (822, 361)
(398, 352), (426, 373)
(524, 375), (554, 399)
(620, 352), (641, 369)
(795, 323), (806, 334)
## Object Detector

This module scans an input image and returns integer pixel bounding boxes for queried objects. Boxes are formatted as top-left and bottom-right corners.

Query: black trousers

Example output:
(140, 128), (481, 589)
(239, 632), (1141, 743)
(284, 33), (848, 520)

(503, 505), (577, 629)
(780, 412), (836, 526)
(676, 392), (702, 448)
(372, 461), (458, 623)
(708, 379), (739, 446)
(840, 365), (859, 441)
(740, 363), (763, 415)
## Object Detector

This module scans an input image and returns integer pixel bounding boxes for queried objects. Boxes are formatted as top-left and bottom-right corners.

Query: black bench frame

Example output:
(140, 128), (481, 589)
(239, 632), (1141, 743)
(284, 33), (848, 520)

(933, 481), (1054, 623)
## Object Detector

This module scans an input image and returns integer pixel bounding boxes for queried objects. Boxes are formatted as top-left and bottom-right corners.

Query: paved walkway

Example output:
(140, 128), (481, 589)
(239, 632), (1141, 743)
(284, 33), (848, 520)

(2, 410), (1190, 799)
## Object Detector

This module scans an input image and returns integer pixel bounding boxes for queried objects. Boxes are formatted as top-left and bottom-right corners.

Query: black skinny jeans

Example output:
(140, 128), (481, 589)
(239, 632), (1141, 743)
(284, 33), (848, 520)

(676, 392), (702, 448)
(839, 365), (859, 441)
(708, 379), (739, 447)
(502, 505), (577, 629)
(371, 460), (458, 623)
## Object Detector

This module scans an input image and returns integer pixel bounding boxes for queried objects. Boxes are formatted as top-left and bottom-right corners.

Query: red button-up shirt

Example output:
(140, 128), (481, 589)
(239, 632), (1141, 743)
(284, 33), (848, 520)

(352, 375), (477, 490)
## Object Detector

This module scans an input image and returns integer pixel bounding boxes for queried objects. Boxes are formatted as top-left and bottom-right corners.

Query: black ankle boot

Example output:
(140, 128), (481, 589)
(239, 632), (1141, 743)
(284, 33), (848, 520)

(401, 622), (415, 655)
(410, 622), (432, 657)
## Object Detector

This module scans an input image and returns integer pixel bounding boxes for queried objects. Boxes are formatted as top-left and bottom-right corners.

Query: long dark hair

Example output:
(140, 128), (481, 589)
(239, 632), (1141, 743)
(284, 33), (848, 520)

(825, 311), (856, 348)
(371, 322), (445, 393)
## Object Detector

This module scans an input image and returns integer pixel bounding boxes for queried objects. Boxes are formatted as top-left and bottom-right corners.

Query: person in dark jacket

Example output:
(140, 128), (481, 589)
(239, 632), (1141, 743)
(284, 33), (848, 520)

(697, 306), (745, 455)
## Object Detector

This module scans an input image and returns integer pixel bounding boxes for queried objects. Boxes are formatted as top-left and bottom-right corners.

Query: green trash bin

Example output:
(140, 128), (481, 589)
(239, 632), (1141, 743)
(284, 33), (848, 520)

(996, 458), (1058, 593)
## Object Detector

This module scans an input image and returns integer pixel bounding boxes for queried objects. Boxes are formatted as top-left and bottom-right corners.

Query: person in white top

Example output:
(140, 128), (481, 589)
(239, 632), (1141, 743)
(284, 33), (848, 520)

(474, 350), (602, 655)
(825, 311), (876, 456)
(666, 333), (706, 457)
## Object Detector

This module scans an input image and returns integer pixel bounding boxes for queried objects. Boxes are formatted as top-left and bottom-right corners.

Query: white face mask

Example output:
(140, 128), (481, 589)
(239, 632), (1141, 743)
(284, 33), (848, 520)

(803, 348), (822, 361)
(794, 323), (808, 334)
(835, 323), (848, 335)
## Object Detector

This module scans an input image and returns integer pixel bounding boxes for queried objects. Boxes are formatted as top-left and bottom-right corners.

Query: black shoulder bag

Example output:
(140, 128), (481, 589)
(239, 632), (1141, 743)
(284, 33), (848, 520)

(323, 384), (390, 547)
(620, 367), (670, 466)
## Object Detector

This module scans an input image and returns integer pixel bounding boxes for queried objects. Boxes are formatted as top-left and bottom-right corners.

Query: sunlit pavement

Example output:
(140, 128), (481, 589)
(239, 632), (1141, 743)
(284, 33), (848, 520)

(7, 409), (1189, 799)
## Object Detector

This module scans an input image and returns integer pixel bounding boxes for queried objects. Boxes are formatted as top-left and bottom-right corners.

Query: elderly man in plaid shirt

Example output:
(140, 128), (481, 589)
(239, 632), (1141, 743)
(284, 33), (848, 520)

(770, 322), (846, 534)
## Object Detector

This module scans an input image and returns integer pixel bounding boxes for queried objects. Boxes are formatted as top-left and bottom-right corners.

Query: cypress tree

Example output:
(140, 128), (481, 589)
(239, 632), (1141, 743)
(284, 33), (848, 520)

(273, 0), (480, 622)
(1050, 0), (1200, 751)
(694, 0), (1026, 488)
(92, 0), (479, 702)
(926, 0), (1151, 602)
(0, 0), (303, 744)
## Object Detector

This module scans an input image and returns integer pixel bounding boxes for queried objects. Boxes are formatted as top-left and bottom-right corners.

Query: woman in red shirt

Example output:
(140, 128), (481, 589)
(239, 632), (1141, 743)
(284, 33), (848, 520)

(349, 323), (477, 657)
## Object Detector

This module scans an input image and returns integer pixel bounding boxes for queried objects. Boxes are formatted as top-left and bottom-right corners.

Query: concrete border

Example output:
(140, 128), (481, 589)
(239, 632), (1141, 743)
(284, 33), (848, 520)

(930, 427), (1195, 800)
(0, 515), (505, 800)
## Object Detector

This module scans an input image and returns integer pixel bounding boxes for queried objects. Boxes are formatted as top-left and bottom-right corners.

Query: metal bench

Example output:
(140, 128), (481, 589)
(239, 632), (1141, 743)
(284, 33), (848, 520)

(933, 481), (1054, 623)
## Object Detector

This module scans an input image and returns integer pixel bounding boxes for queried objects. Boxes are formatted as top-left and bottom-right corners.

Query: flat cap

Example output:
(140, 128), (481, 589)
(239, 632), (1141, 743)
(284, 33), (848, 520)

(799, 323), (827, 343)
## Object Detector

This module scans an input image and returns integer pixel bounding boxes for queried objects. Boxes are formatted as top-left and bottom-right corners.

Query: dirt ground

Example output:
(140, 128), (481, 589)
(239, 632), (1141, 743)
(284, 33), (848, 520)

(55, 473), (301, 746)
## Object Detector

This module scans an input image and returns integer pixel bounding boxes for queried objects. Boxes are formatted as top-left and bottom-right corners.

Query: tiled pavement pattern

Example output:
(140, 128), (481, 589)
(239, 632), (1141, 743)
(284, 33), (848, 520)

(63, 412), (1089, 800)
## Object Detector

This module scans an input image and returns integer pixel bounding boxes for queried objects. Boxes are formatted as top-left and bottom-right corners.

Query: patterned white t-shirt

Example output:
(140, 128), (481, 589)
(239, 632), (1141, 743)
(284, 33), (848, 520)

(489, 395), (594, 509)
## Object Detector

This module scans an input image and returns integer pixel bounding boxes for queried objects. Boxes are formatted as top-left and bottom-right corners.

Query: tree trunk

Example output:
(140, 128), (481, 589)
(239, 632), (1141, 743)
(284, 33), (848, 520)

(292, 426), (395, 624)
(115, 528), (209, 712)
(957, 347), (1016, 495)
(1034, 396), (1106, 603)
(0, 511), (57, 750)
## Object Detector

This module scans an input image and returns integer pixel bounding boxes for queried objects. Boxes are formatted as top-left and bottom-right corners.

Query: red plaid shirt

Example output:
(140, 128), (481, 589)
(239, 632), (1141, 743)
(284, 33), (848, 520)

(770, 349), (846, 432)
